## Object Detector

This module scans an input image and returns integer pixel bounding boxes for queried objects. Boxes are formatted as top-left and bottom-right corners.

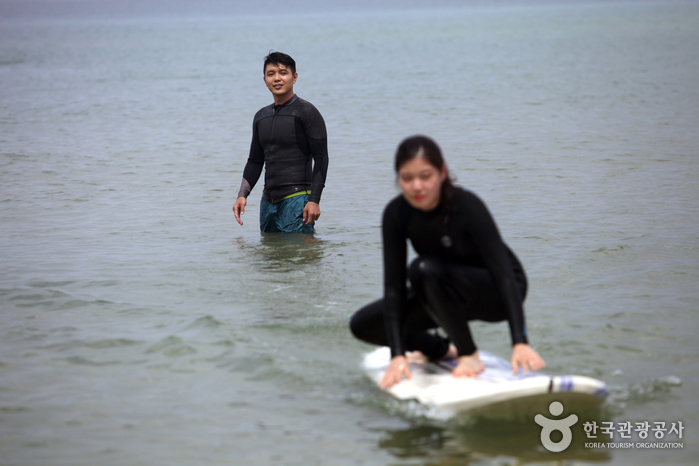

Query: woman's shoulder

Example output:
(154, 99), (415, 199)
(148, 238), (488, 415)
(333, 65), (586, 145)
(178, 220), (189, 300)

(452, 186), (485, 207)
(451, 187), (495, 218)
(384, 194), (407, 213)
(386, 194), (407, 208)
(382, 195), (411, 224)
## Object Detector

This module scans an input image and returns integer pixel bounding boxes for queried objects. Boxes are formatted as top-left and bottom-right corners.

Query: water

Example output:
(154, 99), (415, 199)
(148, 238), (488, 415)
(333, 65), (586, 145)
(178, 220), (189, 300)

(1, 1), (698, 464)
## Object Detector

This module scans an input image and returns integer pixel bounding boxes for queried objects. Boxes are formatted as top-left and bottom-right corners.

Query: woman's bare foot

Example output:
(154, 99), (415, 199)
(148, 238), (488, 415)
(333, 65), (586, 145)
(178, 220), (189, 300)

(441, 345), (458, 361)
(453, 352), (485, 377)
(406, 345), (457, 363)
(406, 351), (428, 363)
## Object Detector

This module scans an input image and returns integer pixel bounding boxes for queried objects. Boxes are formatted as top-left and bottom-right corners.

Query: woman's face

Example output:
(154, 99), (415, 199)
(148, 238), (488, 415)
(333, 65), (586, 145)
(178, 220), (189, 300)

(397, 156), (447, 211)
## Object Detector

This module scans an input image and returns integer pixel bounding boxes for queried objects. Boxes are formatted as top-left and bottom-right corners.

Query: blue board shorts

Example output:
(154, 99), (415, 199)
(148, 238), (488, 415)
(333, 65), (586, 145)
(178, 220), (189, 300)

(259, 193), (315, 234)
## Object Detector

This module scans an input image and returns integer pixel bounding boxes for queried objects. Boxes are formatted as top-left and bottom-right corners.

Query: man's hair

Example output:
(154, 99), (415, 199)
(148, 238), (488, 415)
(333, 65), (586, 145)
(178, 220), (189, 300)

(263, 51), (296, 75)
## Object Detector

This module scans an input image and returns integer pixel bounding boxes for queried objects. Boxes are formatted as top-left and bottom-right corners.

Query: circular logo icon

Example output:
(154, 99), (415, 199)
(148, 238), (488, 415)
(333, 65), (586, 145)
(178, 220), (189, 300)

(534, 401), (579, 452)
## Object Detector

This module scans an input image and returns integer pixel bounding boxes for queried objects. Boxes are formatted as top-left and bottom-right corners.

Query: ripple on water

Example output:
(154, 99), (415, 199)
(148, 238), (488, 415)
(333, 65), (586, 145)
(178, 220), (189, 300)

(606, 376), (684, 414)
(63, 356), (121, 366)
(182, 315), (224, 331)
(83, 338), (142, 349)
(145, 336), (197, 357)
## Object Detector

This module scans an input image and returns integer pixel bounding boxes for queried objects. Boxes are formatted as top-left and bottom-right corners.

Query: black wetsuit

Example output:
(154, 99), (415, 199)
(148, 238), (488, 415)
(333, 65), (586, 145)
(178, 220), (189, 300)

(237, 95), (329, 204)
(350, 188), (529, 359)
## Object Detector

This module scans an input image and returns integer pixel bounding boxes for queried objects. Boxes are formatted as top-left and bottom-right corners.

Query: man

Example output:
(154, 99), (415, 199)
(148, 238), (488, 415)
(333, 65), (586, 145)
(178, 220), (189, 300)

(232, 52), (329, 233)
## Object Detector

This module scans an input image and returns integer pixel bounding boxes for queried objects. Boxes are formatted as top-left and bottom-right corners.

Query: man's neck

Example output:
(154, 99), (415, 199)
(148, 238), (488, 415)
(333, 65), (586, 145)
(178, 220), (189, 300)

(273, 92), (295, 107)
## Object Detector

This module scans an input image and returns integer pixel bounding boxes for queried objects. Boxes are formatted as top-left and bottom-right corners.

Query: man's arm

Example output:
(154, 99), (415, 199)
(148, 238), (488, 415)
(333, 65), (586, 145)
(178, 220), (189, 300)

(233, 124), (265, 226)
(297, 101), (328, 225)
(301, 134), (327, 224)
(307, 135), (328, 205)
(301, 102), (328, 206)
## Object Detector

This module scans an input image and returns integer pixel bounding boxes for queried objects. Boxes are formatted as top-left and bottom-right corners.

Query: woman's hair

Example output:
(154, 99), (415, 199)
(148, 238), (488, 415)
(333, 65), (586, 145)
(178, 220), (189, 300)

(395, 135), (455, 221)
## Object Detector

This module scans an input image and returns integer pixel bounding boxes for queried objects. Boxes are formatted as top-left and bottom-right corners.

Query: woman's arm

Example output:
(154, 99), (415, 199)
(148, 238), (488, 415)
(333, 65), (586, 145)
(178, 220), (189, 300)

(381, 200), (409, 358)
(462, 191), (528, 345)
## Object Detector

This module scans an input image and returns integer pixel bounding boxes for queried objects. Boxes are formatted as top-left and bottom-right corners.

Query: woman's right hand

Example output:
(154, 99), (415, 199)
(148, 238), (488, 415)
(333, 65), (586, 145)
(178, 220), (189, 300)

(379, 355), (411, 388)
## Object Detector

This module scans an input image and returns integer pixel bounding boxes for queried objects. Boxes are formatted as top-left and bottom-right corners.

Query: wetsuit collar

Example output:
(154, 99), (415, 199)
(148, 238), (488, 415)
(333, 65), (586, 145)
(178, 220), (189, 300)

(421, 201), (444, 219)
(404, 195), (443, 219)
(272, 94), (298, 112)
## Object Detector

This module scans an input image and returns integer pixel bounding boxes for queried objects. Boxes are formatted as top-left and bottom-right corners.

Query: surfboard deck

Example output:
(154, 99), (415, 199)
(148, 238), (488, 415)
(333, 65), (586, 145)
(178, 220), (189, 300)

(362, 346), (608, 419)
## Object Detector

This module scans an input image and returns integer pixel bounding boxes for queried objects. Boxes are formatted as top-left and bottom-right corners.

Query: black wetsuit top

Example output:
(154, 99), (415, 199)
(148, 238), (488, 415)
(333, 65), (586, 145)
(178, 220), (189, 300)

(382, 188), (528, 357)
(237, 95), (329, 204)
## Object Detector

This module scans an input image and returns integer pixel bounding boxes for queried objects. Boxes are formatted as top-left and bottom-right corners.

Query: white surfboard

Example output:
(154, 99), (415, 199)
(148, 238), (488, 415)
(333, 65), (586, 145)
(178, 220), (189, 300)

(362, 347), (608, 419)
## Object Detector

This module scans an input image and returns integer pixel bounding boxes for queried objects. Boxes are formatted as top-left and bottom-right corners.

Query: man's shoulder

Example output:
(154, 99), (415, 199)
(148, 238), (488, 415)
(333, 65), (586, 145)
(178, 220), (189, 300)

(287, 96), (324, 118)
(292, 96), (318, 109)
(284, 96), (326, 137)
(253, 104), (274, 122)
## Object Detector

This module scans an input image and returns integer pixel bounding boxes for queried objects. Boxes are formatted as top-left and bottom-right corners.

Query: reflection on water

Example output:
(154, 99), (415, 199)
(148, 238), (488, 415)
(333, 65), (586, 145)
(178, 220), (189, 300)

(232, 233), (326, 273)
(228, 233), (335, 325)
(1, 1), (697, 464)
(377, 417), (612, 464)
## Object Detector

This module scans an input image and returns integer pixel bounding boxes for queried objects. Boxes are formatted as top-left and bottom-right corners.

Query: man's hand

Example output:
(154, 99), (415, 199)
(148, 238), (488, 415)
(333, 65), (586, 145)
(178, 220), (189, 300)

(233, 197), (247, 225)
(303, 201), (320, 225)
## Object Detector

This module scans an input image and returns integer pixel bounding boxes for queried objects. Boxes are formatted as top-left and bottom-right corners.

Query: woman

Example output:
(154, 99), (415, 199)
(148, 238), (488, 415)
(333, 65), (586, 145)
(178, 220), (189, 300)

(350, 135), (545, 388)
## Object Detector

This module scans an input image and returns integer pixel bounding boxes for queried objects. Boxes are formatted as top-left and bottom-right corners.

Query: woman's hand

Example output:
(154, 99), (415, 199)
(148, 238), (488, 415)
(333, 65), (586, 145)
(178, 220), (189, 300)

(379, 355), (411, 388)
(511, 343), (546, 375)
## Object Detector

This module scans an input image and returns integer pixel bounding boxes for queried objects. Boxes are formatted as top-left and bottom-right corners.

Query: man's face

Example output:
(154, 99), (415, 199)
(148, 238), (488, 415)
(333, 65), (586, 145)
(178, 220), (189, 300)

(264, 63), (297, 99)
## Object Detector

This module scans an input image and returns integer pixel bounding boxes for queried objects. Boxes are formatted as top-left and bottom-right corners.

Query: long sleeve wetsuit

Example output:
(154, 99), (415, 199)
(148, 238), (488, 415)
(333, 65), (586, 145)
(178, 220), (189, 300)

(237, 95), (329, 204)
(350, 188), (529, 359)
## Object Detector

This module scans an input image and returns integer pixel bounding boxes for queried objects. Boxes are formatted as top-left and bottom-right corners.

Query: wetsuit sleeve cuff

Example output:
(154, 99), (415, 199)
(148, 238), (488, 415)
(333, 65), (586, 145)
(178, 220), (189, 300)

(511, 332), (529, 346)
(237, 178), (252, 199)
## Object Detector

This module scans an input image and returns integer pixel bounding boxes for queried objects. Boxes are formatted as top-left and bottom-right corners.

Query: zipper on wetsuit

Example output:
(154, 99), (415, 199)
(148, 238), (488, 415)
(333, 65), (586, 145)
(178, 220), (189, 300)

(271, 104), (278, 145)
(269, 104), (278, 202)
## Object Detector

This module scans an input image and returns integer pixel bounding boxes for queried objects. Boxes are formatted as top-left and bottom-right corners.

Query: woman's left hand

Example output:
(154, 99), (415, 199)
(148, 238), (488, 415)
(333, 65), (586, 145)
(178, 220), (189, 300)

(510, 343), (546, 374)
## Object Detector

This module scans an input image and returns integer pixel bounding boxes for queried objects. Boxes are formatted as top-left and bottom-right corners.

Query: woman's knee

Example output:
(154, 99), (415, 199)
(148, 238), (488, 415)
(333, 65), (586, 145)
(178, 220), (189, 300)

(408, 257), (447, 287)
(348, 312), (366, 340)
(349, 300), (384, 342)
